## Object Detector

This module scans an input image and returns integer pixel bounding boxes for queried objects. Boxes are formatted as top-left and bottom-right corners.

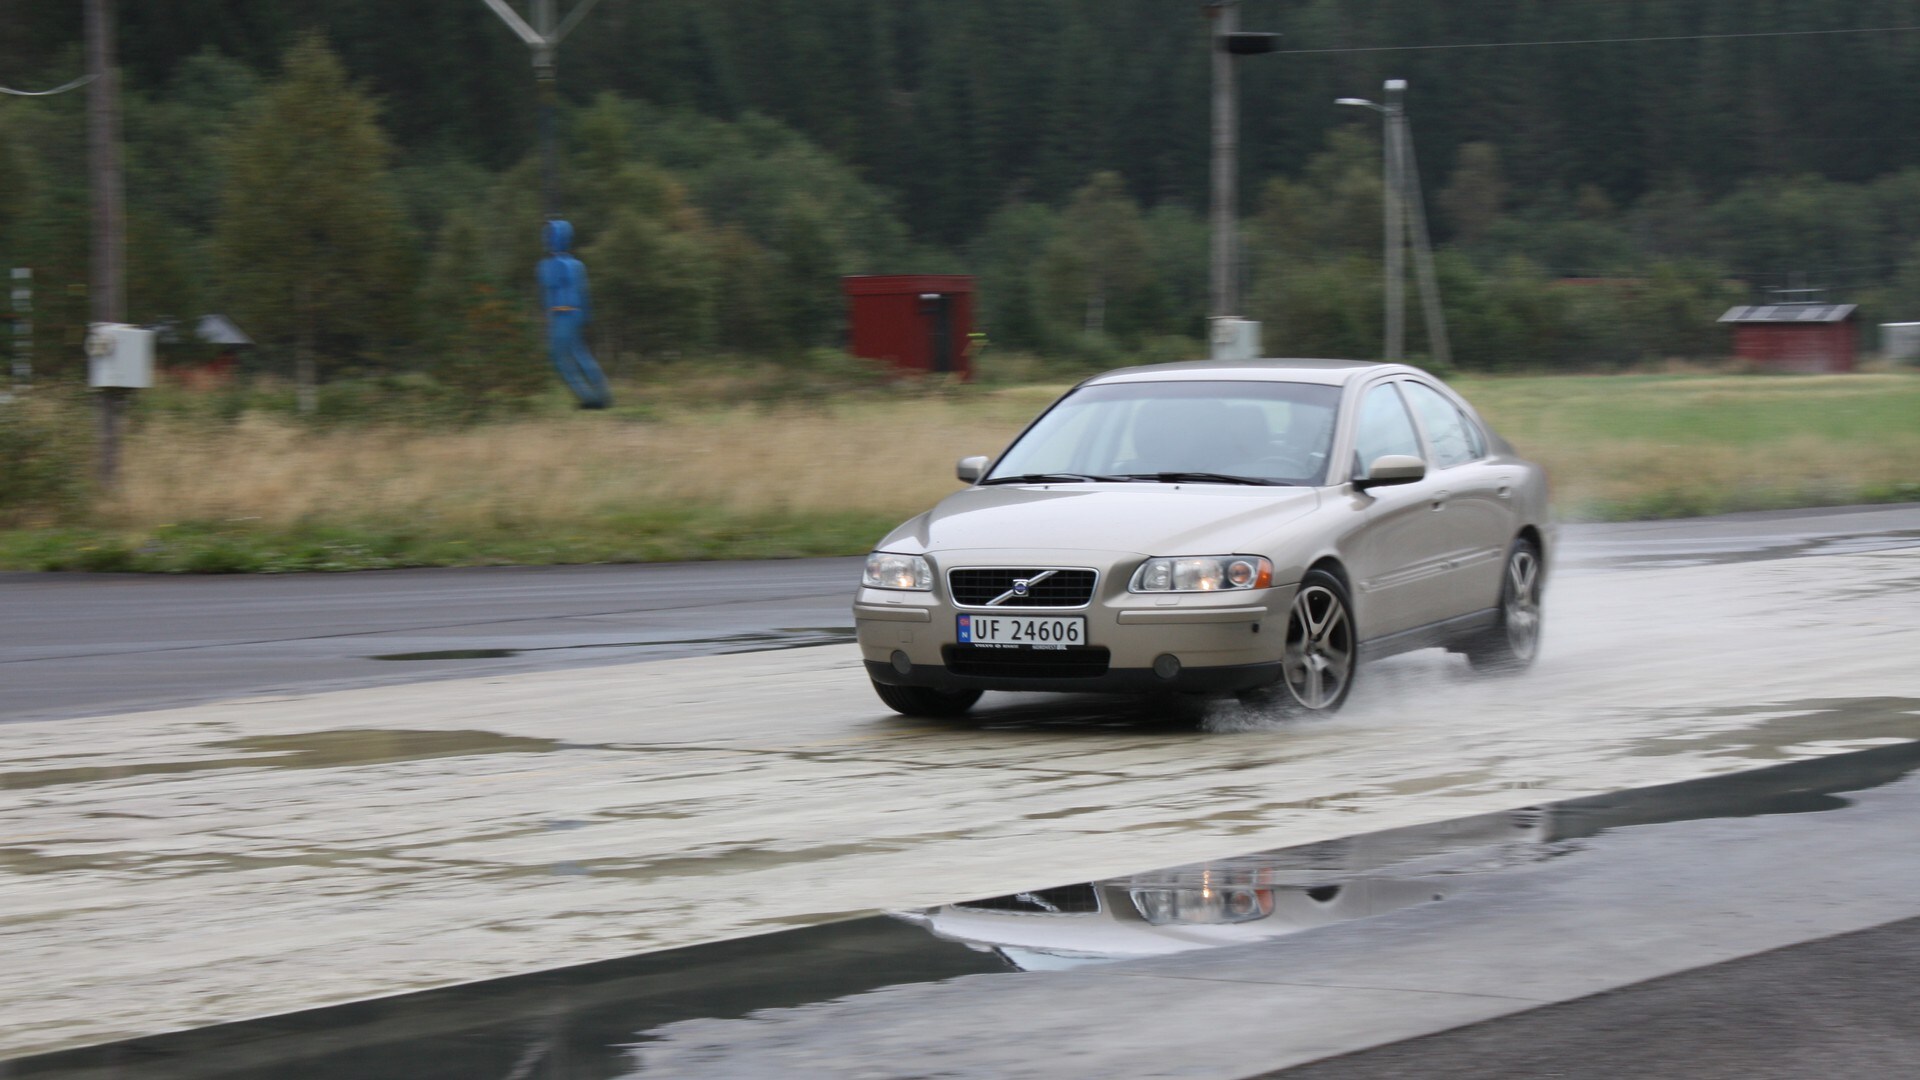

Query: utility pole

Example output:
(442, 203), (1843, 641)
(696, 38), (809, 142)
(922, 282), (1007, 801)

(86, 0), (128, 487)
(1337, 79), (1449, 368)
(1207, 1), (1239, 322)
(1203, 4), (1277, 360)
(1394, 93), (1451, 369)
(482, 0), (605, 219)
(1382, 80), (1406, 362)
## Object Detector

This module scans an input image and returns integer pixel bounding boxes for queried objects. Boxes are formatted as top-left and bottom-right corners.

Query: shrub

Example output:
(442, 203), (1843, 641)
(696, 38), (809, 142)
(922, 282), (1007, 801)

(0, 399), (88, 527)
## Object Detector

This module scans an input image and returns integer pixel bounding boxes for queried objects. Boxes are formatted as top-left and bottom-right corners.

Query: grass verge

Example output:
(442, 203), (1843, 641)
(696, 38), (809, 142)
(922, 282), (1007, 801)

(0, 369), (1915, 573)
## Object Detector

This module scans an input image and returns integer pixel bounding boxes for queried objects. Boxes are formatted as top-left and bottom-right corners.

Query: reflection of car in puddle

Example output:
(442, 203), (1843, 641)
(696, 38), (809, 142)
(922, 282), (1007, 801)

(900, 739), (1920, 971)
(898, 807), (1552, 970)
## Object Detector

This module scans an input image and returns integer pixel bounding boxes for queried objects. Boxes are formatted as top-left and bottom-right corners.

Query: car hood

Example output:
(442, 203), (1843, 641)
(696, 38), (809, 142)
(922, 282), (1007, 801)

(879, 483), (1322, 556)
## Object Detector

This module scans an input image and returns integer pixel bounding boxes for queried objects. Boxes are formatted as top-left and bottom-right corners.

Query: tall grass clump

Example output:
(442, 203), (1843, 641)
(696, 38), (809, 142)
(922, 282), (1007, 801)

(0, 396), (89, 528)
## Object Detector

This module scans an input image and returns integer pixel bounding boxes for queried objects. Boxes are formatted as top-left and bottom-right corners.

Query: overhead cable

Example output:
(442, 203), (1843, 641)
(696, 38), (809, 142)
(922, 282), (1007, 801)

(1, 73), (98, 97)
(1272, 25), (1920, 56)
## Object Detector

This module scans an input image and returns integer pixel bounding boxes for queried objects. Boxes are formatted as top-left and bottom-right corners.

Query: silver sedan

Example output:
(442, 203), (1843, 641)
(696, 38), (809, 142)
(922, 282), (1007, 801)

(853, 359), (1551, 717)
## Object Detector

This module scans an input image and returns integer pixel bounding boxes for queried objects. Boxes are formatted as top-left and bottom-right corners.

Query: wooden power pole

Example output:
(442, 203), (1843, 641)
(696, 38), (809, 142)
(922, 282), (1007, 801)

(86, 0), (128, 487)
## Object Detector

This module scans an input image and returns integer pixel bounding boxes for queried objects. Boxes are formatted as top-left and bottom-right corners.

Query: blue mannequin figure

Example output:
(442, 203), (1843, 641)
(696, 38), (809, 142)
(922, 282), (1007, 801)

(538, 219), (612, 409)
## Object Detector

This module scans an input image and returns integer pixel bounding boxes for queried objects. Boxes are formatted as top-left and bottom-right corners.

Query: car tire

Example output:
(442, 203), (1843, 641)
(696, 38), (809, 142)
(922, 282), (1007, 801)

(1279, 568), (1356, 714)
(1467, 538), (1544, 674)
(871, 680), (983, 718)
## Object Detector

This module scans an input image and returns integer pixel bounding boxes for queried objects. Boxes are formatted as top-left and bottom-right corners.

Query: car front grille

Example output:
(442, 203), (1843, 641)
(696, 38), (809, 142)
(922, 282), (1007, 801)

(947, 568), (1098, 608)
(943, 645), (1111, 679)
(953, 883), (1101, 915)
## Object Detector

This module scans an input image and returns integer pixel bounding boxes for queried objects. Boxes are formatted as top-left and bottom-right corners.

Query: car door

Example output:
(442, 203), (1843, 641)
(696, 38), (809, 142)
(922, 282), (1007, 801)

(1399, 379), (1516, 617)
(1337, 380), (1457, 640)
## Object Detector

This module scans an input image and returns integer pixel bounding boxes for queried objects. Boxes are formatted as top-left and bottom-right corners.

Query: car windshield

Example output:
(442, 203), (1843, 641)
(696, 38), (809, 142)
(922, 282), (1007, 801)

(984, 380), (1341, 487)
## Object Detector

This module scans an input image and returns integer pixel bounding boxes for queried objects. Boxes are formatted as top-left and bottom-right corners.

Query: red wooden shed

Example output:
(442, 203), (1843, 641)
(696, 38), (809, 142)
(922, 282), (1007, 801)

(1718, 304), (1858, 373)
(842, 275), (976, 379)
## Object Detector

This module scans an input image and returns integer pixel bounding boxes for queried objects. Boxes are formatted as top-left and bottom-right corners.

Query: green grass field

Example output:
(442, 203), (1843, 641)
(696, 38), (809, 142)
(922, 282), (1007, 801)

(1, 369), (1915, 572)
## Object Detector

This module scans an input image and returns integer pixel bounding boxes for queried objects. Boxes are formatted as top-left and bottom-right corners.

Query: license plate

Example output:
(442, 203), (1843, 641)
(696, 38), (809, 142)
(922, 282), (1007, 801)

(957, 614), (1087, 649)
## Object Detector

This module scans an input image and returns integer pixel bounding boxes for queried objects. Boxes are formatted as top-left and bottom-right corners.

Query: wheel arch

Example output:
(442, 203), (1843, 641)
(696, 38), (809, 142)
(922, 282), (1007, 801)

(1305, 555), (1351, 592)
(1302, 555), (1356, 637)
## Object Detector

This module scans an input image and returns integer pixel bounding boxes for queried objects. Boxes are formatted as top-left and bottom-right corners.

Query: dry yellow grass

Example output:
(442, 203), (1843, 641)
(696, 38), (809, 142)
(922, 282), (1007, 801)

(86, 371), (1920, 535)
(98, 389), (1064, 530)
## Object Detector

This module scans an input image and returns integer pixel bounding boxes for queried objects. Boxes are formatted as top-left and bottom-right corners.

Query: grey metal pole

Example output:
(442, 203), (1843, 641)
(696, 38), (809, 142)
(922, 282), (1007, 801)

(534, 0), (558, 220)
(482, 0), (606, 221)
(85, 0), (127, 487)
(1209, 2), (1239, 319)
(1395, 85), (1451, 369)
(1383, 80), (1406, 361)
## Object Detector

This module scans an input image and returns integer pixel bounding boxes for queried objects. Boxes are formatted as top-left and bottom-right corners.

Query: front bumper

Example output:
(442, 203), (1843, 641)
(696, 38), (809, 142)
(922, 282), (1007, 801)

(854, 578), (1295, 696)
(864, 658), (1284, 695)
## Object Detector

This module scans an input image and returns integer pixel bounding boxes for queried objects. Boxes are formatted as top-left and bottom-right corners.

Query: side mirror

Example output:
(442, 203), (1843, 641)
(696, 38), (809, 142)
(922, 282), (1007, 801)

(1353, 454), (1426, 491)
(956, 455), (991, 483)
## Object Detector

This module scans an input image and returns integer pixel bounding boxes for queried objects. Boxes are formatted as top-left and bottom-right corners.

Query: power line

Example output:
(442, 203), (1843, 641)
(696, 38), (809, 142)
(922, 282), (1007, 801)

(1272, 25), (1920, 56)
(1, 73), (98, 97)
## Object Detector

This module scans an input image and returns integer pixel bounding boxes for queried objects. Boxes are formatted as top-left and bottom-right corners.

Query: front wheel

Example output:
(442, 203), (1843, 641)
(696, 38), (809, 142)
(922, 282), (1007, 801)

(1279, 569), (1356, 714)
(871, 680), (983, 718)
(1468, 539), (1543, 673)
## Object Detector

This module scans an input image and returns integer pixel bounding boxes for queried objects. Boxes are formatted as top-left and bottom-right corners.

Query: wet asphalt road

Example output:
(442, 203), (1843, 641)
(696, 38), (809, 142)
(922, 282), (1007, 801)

(1264, 917), (1920, 1080)
(5, 502), (1919, 725)
(3, 502), (1919, 1076)
(0, 558), (864, 724)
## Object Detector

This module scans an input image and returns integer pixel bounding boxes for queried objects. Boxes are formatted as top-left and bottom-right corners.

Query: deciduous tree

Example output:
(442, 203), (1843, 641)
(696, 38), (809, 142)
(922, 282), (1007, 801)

(212, 34), (414, 412)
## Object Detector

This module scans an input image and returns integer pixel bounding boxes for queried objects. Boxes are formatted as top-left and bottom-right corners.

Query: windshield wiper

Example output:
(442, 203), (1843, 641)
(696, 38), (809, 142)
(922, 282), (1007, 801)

(980, 472), (1131, 485)
(1128, 472), (1294, 487)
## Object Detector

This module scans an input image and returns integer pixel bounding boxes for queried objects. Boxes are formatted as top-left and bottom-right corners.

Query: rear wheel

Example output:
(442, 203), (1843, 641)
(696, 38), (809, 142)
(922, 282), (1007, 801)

(1467, 539), (1543, 673)
(1279, 569), (1356, 714)
(871, 680), (983, 717)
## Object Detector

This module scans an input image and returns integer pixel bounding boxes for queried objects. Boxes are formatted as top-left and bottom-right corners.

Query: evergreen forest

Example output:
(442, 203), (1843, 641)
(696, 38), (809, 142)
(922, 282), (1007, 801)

(8, 0), (1920, 393)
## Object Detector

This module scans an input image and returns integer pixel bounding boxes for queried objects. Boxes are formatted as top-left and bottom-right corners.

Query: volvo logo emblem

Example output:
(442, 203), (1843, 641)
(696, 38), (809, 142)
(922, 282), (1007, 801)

(985, 569), (1059, 607)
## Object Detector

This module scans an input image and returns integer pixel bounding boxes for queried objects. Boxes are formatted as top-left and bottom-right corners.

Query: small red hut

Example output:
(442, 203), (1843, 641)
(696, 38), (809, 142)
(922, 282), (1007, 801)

(1718, 304), (1857, 373)
(842, 275), (976, 379)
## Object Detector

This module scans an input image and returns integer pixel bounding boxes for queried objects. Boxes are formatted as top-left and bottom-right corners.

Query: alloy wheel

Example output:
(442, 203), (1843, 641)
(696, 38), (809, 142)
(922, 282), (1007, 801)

(1503, 548), (1542, 660)
(1283, 583), (1353, 710)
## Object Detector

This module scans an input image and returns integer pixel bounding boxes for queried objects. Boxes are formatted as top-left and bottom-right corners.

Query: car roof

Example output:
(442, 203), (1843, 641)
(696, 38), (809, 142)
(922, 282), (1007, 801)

(1082, 359), (1424, 388)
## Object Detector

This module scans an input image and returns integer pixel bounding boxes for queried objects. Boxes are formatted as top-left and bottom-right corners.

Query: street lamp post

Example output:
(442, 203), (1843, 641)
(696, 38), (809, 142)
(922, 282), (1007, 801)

(1336, 80), (1450, 368)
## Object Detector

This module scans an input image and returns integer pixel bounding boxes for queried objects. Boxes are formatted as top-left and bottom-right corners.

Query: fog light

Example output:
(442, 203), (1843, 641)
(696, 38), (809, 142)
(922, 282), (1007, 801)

(891, 650), (913, 675)
(1153, 654), (1181, 680)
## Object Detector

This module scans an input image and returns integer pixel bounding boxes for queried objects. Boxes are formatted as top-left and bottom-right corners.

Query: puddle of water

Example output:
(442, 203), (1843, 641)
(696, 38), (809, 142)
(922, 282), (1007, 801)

(0, 730), (563, 791)
(906, 735), (1920, 970)
(1626, 697), (1920, 761)
(370, 649), (520, 661)
(8, 918), (1008, 1080)
(14, 726), (1920, 1079)
(368, 627), (855, 662)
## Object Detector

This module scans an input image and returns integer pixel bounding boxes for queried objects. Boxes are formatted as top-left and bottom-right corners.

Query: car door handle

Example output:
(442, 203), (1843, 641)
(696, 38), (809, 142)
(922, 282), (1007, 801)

(1497, 485), (1512, 499)
(1431, 490), (1450, 511)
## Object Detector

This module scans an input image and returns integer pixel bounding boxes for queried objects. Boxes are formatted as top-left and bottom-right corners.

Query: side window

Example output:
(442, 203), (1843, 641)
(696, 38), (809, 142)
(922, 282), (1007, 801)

(1401, 382), (1479, 469)
(1351, 384), (1422, 479)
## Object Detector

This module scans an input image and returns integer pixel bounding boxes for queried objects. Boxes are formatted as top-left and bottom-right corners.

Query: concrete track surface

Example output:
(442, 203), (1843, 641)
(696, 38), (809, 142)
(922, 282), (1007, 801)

(2, 505), (1918, 1073)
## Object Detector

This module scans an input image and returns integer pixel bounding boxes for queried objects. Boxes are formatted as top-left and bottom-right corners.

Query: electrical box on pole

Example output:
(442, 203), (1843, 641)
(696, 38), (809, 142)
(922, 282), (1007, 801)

(86, 323), (154, 389)
(1209, 317), (1262, 362)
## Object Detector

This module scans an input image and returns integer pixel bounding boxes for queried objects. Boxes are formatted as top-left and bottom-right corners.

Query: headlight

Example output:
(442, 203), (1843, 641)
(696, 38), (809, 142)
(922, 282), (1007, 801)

(1129, 555), (1273, 593)
(1130, 887), (1274, 925)
(863, 552), (933, 591)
